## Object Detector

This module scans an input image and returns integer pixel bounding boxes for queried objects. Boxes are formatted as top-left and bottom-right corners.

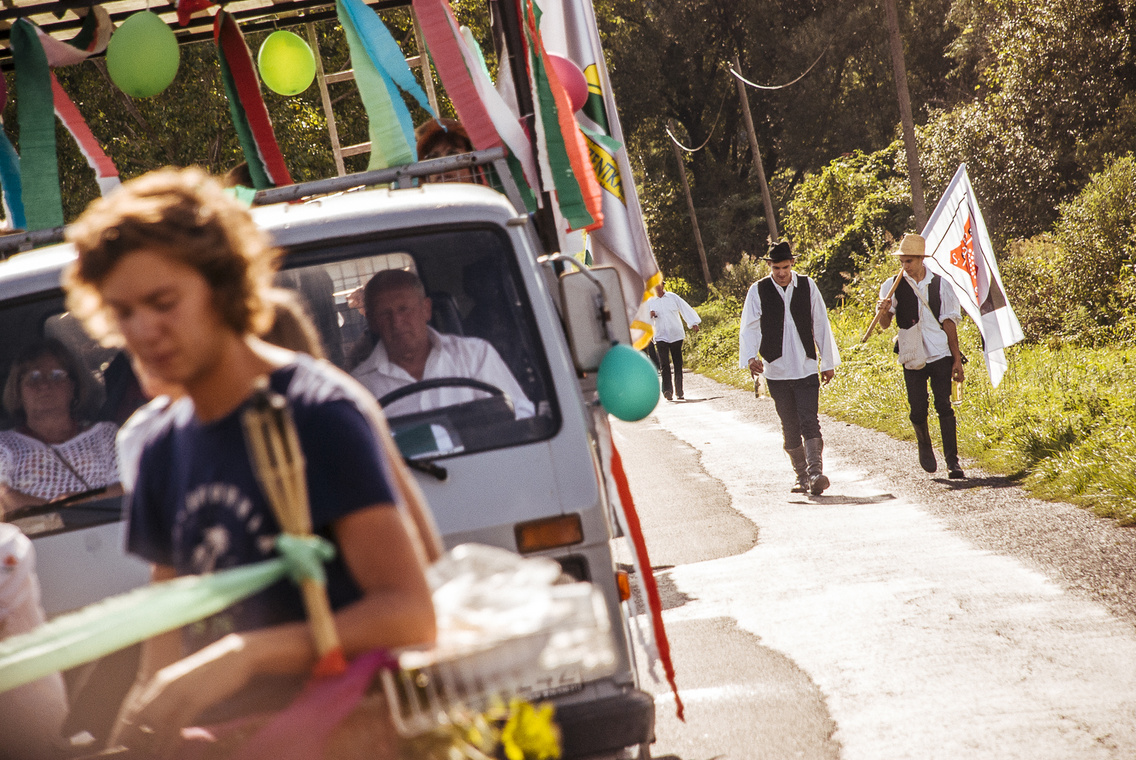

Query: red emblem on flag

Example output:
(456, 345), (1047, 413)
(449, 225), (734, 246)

(950, 215), (980, 301)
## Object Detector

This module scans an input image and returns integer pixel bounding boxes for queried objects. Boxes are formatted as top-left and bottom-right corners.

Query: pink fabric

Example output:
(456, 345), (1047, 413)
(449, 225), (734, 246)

(174, 649), (397, 760)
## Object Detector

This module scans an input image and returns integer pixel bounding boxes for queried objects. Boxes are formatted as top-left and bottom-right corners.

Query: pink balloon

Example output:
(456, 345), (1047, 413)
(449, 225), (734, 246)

(548, 53), (589, 113)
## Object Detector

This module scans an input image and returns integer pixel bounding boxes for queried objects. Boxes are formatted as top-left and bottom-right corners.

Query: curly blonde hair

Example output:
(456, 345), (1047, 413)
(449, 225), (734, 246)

(64, 166), (278, 345)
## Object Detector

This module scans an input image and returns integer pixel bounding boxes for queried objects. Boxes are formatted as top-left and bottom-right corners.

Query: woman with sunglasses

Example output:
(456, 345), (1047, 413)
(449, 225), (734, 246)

(0, 338), (120, 517)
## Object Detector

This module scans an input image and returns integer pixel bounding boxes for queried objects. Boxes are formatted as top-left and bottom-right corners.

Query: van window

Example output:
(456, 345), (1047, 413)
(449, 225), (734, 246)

(277, 226), (560, 460)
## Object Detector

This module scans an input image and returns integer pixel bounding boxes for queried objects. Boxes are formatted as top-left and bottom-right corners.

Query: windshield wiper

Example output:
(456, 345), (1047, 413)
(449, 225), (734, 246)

(404, 458), (448, 481)
(5, 487), (117, 522)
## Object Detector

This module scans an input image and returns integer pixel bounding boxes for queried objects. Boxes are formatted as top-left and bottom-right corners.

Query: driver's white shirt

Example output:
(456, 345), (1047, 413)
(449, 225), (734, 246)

(351, 327), (535, 419)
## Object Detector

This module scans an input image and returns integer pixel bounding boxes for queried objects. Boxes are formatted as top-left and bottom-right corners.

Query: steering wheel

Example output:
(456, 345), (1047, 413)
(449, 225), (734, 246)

(378, 376), (508, 408)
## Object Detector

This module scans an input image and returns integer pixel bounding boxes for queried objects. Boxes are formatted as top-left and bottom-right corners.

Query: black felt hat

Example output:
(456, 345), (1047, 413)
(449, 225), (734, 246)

(763, 241), (793, 263)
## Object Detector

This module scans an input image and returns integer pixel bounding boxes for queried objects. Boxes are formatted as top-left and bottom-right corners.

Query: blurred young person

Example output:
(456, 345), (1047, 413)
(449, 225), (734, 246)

(65, 166), (436, 757)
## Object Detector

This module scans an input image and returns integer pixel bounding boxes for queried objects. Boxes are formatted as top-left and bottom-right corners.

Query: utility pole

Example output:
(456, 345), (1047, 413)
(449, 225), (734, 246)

(883, 0), (927, 229)
(667, 120), (713, 287)
(733, 54), (779, 242)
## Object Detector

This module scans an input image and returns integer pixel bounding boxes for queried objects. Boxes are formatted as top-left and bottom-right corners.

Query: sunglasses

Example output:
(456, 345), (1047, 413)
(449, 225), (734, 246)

(23, 369), (71, 386)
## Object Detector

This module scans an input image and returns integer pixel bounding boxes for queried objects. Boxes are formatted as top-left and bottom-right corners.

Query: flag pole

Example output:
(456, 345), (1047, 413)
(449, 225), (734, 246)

(861, 267), (904, 342)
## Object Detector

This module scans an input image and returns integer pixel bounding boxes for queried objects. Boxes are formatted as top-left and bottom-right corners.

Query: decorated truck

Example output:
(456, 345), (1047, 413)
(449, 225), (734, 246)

(0, 0), (679, 757)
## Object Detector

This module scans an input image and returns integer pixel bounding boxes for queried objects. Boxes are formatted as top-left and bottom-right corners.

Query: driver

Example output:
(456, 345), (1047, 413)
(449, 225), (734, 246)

(351, 269), (535, 419)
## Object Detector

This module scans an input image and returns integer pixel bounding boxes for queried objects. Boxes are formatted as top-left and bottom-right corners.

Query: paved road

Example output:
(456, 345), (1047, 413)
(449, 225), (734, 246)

(612, 371), (1136, 760)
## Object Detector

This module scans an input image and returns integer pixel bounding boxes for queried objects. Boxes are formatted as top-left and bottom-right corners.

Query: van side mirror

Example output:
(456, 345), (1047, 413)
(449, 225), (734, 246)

(559, 265), (632, 373)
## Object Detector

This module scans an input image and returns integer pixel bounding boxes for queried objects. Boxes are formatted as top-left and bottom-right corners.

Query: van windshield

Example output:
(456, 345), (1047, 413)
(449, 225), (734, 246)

(278, 225), (559, 460)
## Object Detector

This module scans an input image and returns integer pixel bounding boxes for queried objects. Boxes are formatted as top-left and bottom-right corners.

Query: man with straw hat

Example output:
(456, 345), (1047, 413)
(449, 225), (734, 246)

(64, 167), (437, 756)
(739, 241), (841, 495)
(876, 232), (967, 479)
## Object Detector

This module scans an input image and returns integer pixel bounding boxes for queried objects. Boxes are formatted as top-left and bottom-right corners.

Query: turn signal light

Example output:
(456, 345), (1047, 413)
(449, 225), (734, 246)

(616, 570), (631, 602)
(515, 514), (584, 554)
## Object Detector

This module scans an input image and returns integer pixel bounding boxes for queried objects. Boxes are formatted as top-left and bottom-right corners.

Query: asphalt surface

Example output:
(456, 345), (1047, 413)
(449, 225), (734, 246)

(611, 370), (1136, 760)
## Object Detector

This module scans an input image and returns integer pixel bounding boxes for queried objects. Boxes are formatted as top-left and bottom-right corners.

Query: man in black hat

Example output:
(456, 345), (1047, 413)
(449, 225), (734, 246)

(876, 232), (966, 479)
(739, 241), (841, 495)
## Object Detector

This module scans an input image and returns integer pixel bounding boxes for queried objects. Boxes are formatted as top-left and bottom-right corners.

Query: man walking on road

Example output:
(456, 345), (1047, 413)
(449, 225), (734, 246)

(876, 233), (966, 479)
(647, 279), (701, 401)
(739, 241), (840, 495)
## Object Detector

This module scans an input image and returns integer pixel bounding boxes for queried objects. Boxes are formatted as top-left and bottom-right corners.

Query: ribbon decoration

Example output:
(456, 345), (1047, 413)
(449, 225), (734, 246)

(177, 0), (217, 27)
(523, 0), (602, 232)
(34, 6), (113, 67)
(592, 407), (684, 720)
(335, 0), (424, 169)
(0, 76), (27, 230)
(0, 535), (335, 694)
(412, 0), (539, 200)
(52, 74), (120, 196)
(214, 10), (293, 190)
(10, 19), (64, 232)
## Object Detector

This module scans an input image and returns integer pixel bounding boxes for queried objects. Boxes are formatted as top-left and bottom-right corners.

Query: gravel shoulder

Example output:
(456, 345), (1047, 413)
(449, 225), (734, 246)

(681, 370), (1136, 630)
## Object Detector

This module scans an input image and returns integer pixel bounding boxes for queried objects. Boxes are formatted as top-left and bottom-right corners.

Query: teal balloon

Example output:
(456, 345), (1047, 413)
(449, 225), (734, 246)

(106, 11), (180, 98)
(596, 343), (661, 421)
(258, 30), (316, 96)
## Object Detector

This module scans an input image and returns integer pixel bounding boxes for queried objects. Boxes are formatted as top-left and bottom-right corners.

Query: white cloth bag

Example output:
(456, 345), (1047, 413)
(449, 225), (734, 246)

(896, 320), (927, 370)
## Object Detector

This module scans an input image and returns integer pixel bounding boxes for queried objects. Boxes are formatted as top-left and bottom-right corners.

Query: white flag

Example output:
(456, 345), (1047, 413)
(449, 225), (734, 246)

(540, 0), (662, 349)
(922, 164), (1024, 387)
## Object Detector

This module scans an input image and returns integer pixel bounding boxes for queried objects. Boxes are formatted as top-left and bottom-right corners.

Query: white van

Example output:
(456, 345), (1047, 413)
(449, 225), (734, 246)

(0, 176), (655, 758)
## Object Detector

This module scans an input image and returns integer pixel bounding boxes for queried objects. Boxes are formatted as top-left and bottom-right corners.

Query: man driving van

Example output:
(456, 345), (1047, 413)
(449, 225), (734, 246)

(351, 269), (535, 419)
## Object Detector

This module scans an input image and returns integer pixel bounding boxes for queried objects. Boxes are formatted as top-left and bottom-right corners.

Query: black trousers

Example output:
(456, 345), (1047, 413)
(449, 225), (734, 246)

(655, 340), (685, 397)
(766, 374), (821, 450)
(903, 355), (955, 425)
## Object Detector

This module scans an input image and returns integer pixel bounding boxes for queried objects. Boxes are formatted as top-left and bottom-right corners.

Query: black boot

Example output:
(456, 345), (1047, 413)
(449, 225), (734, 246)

(912, 422), (937, 473)
(804, 437), (829, 495)
(940, 416), (965, 479)
(787, 446), (809, 493)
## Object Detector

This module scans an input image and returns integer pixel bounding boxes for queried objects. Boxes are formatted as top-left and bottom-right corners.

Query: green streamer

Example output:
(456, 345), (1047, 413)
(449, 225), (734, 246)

(0, 534), (335, 693)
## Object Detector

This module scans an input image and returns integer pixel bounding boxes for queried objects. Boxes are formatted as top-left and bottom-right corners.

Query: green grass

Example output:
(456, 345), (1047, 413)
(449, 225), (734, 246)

(684, 299), (1136, 525)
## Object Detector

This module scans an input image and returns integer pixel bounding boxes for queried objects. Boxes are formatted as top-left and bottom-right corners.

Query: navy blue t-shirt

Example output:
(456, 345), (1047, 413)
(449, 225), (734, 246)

(127, 355), (396, 655)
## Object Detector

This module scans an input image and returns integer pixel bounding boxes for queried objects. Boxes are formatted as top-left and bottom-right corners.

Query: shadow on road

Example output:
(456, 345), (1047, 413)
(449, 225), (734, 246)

(788, 493), (898, 506)
(934, 474), (1026, 490)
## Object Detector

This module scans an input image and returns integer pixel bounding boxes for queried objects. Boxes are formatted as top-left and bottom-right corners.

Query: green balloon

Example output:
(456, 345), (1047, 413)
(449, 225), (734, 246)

(596, 343), (661, 421)
(106, 11), (180, 99)
(258, 30), (316, 96)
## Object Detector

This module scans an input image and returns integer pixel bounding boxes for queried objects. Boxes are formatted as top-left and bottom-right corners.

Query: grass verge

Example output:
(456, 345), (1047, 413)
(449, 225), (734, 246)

(684, 299), (1136, 526)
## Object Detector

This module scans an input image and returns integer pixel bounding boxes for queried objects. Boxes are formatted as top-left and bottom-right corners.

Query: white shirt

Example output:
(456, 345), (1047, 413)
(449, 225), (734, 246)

(738, 273), (841, 380)
(646, 291), (701, 343)
(0, 422), (119, 501)
(879, 269), (962, 363)
(351, 327), (535, 419)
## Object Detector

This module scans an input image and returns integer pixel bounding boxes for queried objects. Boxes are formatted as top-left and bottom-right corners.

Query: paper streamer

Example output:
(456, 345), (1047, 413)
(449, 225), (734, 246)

(0, 535), (334, 694)
(52, 74), (120, 195)
(0, 76), (26, 230)
(335, 0), (416, 169)
(214, 10), (293, 189)
(11, 19), (64, 231)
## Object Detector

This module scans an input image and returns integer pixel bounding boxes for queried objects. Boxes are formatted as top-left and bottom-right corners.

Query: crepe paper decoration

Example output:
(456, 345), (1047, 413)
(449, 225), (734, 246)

(34, 6), (113, 67)
(591, 412), (684, 721)
(0, 534), (336, 694)
(214, 11), (293, 189)
(224, 648), (396, 760)
(413, 0), (539, 192)
(333, 0), (420, 169)
(523, 1), (601, 232)
(106, 11), (180, 98)
(0, 78), (26, 230)
(11, 19), (64, 232)
(52, 74), (120, 195)
(177, 0), (217, 27)
(257, 30), (316, 96)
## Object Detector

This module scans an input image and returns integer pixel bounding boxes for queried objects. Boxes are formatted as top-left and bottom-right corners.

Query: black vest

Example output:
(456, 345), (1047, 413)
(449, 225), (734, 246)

(758, 276), (815, 362)
(893, 274), (942, 329)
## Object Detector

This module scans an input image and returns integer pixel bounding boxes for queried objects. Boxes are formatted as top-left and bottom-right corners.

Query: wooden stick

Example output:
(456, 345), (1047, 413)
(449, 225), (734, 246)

(861, 267), (905, 342)
(242, 381), (347, 677)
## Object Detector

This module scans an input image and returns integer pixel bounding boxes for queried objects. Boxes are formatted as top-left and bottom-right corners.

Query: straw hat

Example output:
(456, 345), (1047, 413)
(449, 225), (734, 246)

(890, 233), (927, 257)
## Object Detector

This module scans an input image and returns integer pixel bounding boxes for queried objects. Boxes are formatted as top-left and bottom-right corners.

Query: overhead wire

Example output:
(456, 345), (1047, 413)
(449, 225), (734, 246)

(729, 42), (831, 91)
(665, 91), (729, 153)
